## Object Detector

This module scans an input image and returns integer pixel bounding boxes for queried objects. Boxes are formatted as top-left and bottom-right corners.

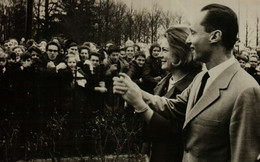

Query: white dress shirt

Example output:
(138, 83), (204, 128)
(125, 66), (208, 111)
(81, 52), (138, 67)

(196, 56), (237, 99)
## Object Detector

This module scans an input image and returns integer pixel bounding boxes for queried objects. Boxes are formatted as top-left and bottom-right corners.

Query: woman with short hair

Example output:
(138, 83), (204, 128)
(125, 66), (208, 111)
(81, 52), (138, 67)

(146, 25), (202, 162)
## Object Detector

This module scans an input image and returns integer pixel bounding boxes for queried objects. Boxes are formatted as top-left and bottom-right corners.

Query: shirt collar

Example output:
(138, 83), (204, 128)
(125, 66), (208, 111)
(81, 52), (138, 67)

(207, 56), (236, 80)
(169, 73), (188, 85)
(168, 73), (191, 92)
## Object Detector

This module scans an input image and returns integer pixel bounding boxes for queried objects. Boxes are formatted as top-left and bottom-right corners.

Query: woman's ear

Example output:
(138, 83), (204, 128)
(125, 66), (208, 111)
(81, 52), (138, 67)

(171, 59), (182, 68)
(209, 30), (222, 43)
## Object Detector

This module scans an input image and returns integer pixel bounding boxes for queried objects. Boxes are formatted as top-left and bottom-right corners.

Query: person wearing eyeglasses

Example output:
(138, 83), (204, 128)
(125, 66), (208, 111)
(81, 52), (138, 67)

(36, 41), (72, 122)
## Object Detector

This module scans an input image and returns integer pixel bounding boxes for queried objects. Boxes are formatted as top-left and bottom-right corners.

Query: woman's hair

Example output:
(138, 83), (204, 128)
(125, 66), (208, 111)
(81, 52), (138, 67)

(165, 25), (201, 71)
(149, 42), (161, 56)
(239, 49), (248, 56)
(236, 55), (248, 62)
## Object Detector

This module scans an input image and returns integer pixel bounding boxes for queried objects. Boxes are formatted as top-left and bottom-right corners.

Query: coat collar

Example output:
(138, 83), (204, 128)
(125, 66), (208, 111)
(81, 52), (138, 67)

(154, 73), (171, 95)
(154, 71), (200, 97)
(183, 62), (241, 128)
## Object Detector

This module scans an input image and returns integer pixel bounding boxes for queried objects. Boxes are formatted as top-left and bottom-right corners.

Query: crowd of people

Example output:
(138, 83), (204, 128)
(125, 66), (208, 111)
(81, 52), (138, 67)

(235, 48), (260, 83)
(0, 35), (168, 159)
(0, 36), (172, 118)
(0, 31), (259, 116)
(1, 3), (260, 161)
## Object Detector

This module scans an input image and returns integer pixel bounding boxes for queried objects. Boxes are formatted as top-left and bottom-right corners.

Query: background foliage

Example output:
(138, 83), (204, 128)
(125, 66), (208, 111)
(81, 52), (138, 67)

(0, 0), (183, 45)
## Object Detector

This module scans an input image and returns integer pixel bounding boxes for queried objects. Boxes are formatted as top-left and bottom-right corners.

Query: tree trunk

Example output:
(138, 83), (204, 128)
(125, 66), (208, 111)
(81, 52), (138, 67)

(256, 16), (259, 46)
(37, 0), (41, 31)
(26, 0), (33, 40)
(44, 0), (49, 36)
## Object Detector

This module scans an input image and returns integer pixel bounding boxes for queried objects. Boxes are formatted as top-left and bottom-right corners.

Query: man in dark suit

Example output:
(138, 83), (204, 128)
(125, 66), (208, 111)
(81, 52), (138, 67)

(113, 3), (260, 162)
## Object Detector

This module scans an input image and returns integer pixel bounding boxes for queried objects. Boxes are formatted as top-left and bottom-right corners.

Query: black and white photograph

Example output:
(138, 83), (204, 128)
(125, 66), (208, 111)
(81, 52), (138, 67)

(0, 0), (260, 161)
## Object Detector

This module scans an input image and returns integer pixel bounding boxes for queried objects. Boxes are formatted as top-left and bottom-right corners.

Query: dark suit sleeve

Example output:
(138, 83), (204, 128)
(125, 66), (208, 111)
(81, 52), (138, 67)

(230, 87), (260, 162)
(146, 110), (184, 138)
(142, 79), (190, 120)
(142, 90), (187, 138)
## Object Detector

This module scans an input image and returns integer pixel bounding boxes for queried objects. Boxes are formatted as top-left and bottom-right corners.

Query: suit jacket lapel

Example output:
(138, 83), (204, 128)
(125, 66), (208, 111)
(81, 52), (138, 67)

(185, 72), (204, 114)
(165, 72), (199, 98)
(164, 86), (175, 98)
(184, 62), (241, 128)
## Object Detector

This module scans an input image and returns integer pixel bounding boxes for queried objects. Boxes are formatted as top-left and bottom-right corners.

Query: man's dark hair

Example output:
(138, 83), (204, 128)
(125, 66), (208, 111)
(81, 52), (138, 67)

(9, 51), (16, 60)
(89, 52), (100, 59)
(46, 41), (60, 52)
(107, 45), (120, 55)
(79, 45), (90, 53)
(134, 44), (141, 52)
(201, 4), (238, 50)
(134, 51), (146, 59)
(26, 39), (36, 49)
(120, 47), (126, 51)
(65, 39), (77, 50)
(28, 46), (41, 54)
(20, 52), (32, 60)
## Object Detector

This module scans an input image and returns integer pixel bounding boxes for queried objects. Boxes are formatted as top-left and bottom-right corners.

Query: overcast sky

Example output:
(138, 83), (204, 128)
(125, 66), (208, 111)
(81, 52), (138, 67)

(124, 0), (260, 48)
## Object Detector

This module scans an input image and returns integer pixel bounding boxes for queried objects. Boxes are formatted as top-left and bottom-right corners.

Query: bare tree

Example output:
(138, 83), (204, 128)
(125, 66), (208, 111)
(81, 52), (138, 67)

(112, 1), (127, 44)
(26, 0), (33, 39)
(161, 11), (172, 30)
(256, 16), (259, 46)
(149, 3), (162, 43)
(132, 9), (148, 43)
(245, 13), (248, 47)
(1, 0), (189, 45)
(44, 0), (49, 34)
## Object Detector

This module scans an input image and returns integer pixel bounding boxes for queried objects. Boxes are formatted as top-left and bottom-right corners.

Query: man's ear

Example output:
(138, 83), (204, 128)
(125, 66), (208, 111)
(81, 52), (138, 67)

(209, 30), (222, 43)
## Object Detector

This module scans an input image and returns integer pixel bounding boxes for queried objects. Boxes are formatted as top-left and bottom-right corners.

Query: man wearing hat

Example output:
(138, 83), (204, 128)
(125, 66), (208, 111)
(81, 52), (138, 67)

(65, 39), (80, 62)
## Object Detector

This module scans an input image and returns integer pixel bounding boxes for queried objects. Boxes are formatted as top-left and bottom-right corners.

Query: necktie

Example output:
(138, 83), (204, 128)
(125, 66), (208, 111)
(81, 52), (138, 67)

(195, 72), (210, 103)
